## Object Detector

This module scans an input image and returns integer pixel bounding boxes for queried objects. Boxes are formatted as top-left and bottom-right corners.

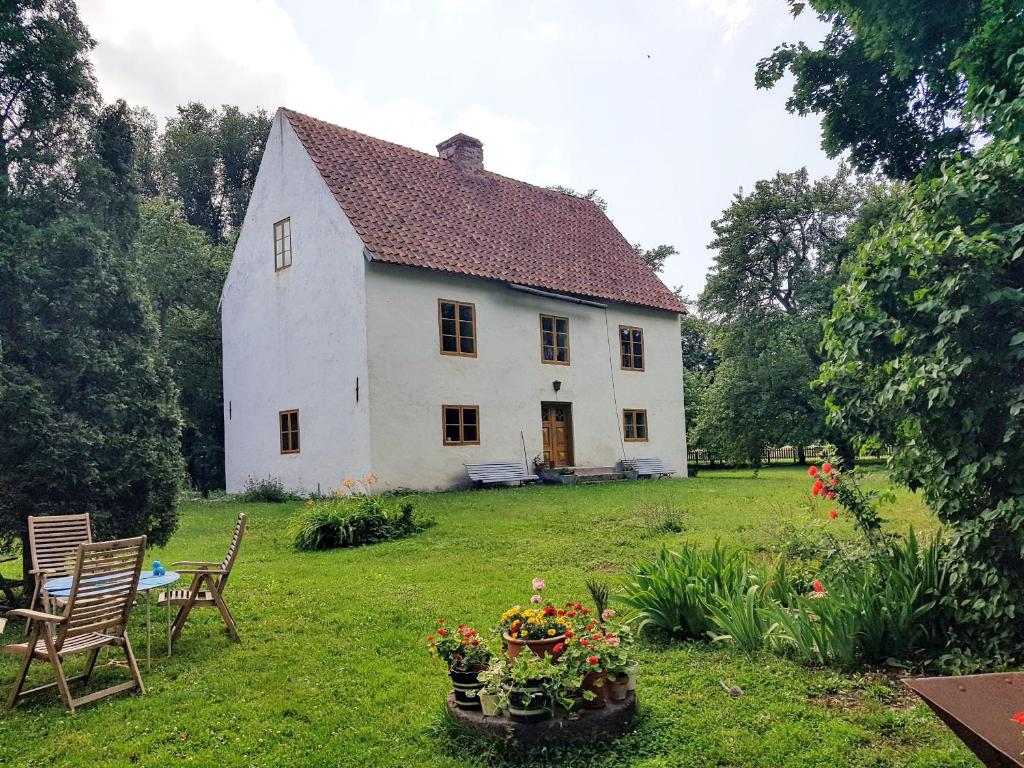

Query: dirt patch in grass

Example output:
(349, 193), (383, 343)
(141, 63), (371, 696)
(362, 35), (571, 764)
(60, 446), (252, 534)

(810, 672), (922, 713)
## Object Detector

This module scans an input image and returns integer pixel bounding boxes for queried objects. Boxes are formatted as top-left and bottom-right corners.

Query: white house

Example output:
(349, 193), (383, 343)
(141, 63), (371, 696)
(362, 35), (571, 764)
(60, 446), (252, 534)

(221, 108), (688, 493)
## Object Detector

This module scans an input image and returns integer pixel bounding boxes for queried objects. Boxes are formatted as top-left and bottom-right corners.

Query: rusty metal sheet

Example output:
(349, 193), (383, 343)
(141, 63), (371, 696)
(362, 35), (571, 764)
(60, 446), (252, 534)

(904, 673), (1024, 768)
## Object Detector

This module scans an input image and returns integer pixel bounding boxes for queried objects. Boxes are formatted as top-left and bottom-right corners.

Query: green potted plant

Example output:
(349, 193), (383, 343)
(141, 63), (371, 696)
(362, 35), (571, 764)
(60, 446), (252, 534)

(476, 659), (506, 717)
(503, 652), (556, 722)
(428, 619), (491, 710)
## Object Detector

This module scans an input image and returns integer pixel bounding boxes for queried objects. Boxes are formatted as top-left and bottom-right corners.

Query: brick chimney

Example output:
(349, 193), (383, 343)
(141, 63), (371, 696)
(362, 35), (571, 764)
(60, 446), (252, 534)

(437, 133), (483, 172)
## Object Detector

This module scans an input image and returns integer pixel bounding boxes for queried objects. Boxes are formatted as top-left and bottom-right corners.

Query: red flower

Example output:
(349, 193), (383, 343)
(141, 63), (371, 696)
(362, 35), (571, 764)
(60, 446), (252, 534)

(587, 655), (600, 665)
(812, 580), (825, 593)
(828, 509), (838, 520)
(552, 642), (565, 655)
(565, 630), (575, 638)
(580, 639), (590, 647)
(825, 491), (836, 501)
(454, 653), (462, 661)
(1013, 712), (1024, 725)
(812, 479), (825, 496)
(437, 618), (445, 624)
(582, 608), (592, 615)
(808, 466), (819, 477)
(437, 628), (447, 636)
(472, 638), (480, 646)
(822, 462), (832, 474)
(592, 633), (603, 640)
(556, 609), (565, 616)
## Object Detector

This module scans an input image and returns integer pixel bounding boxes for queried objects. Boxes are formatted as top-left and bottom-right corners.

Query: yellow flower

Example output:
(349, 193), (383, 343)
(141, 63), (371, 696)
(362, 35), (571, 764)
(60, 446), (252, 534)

(519, 630), (527, 637)
(305, 499), (314, 507)
(547, 629), (556, 636)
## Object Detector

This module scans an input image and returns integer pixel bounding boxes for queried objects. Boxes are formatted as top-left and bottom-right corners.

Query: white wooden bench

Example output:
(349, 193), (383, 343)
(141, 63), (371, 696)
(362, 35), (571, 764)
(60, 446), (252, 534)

(465, 462), (540, 488)
(624, 458), (676, 479)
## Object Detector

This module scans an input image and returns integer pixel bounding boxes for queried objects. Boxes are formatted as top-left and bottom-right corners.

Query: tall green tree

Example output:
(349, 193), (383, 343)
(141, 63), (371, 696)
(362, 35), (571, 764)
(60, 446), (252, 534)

(159, 102), (269, 242)
(0, 0), (96, 201)
(132, 198), (230, 494)
(0, 101), (184, 582)
(696, 167), (866, 463)
(1, 4), (183, 583)
(819, 70), (1024, 663)
(756, 0), (1024, 179)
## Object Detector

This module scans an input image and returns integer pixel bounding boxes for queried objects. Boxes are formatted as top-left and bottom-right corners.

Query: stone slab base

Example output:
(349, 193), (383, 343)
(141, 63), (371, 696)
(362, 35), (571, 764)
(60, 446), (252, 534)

(446, 691), (637, 748)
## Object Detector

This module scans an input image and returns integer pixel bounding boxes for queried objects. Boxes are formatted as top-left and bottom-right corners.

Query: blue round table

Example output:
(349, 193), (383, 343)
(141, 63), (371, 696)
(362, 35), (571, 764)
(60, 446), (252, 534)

(44, 570), (180, 667)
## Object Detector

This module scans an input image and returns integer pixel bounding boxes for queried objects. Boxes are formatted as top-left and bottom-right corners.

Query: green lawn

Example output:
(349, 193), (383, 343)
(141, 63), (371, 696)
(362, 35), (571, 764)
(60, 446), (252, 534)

(0, 467), (977, 767)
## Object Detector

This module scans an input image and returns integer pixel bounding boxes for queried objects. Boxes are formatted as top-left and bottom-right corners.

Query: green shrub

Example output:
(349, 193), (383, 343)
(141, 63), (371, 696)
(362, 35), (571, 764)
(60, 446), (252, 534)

(621, 529), (954, 669)
(619, 541), (784, 640)
(237, 476), (300, 503)
(292, 495), (433, 551)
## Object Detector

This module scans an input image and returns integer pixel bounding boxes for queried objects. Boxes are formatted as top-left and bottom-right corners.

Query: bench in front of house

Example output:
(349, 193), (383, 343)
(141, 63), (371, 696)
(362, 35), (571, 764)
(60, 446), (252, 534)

(465, 463), (540, 488)
(623, 458), (677, 479)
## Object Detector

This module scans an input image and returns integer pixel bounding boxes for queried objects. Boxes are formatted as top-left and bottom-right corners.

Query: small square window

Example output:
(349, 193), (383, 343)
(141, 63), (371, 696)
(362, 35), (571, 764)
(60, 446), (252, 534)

(279, 409), (300, 453)
(274, 218), (292, 271)
(623, 409), (648, 442)
(442, 405), (480, 445)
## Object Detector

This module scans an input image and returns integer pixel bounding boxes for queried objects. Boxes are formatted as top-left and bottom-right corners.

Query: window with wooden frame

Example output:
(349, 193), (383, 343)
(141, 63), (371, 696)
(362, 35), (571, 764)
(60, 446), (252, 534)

(623, 409), (648, 442)
(619, 325), (645, 370)
(438, 300), (476, 356)
(442, 405), (480, 445)
(274, 218), (292, 271)
(279, 409), (300, 453)
(540, 314), (570, 365)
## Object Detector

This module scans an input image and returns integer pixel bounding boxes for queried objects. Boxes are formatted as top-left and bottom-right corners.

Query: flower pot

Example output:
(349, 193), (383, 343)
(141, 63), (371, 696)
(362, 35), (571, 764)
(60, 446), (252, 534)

(508, 684), (551, 722)
(625, 659), (639, 692)
(449, 665), (485, 709)
(581, 671), (608, 709)
(623, 470), (639, 480)
(478, 693), (500, 717)
(503, 632), (566, 661)
(608, 675), (629, 701)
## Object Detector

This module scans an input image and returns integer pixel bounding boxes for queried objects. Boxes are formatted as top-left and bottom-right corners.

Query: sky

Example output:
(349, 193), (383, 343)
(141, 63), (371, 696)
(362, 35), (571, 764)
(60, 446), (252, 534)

(77, 0), (838, 300)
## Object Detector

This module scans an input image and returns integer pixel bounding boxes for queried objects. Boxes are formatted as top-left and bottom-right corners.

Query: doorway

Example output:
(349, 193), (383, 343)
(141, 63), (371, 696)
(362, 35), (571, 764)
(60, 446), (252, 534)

(541, 403), (574, 467)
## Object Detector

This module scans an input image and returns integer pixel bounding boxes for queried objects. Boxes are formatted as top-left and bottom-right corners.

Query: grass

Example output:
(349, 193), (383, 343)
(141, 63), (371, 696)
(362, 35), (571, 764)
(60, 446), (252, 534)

(0, 466), (977, 767)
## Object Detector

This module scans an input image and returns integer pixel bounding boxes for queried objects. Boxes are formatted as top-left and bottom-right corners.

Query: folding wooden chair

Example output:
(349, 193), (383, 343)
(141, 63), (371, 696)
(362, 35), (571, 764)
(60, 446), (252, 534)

(4, 536), (147, 711)
(25, 514), (93, 632)
(159, 513), (246, 645)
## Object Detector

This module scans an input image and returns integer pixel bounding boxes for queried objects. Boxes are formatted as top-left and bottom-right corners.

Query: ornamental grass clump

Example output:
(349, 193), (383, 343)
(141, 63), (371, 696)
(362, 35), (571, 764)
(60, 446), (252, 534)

(291, 477), (433, 551)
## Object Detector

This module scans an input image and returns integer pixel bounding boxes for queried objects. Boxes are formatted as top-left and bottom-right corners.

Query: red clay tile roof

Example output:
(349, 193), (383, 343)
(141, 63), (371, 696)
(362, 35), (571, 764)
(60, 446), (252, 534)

(283, 109), (686, 314)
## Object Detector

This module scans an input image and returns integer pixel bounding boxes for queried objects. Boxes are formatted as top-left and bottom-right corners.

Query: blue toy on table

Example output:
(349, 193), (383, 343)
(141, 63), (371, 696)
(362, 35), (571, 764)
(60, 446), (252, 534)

(152, 560), (165, 577)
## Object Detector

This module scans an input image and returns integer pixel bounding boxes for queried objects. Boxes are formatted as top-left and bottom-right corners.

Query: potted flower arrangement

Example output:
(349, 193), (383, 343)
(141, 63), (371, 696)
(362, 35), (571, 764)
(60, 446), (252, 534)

(428, 619), (491, 710)
(555, 617), (632, 709)
(498, 579), (578, 659)
(479, 651), (583, 722)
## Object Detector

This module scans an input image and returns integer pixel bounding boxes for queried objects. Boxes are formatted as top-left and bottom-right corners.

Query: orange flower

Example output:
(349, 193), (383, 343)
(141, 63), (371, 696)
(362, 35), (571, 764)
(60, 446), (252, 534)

(365, 473), (377, 484)
(305, 499), (314, 507)
(1012, 712), (1024, 725)
(342, 479), (354, 489)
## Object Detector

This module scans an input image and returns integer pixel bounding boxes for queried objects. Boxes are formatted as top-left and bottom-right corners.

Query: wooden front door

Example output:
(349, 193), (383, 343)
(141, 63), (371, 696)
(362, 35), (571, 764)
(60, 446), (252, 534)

(541, 403), (574, 467)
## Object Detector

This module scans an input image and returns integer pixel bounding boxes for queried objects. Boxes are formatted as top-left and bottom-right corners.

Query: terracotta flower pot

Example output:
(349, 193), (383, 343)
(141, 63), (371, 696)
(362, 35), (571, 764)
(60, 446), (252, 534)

(503, 632), (566, 661)
(582, 671), (608, 709)
(449, 665), (486, 709)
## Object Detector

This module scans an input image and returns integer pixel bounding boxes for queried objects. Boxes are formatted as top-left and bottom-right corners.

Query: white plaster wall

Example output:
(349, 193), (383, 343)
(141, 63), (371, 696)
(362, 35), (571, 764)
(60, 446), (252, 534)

(365, 264), (687, 490)
(221, 111), (371, 493)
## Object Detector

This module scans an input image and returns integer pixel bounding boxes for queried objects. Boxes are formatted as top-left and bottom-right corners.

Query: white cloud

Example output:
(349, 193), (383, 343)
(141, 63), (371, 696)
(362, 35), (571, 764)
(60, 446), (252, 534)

(686, 0), (758, 41)
(76, 0), (554, 182)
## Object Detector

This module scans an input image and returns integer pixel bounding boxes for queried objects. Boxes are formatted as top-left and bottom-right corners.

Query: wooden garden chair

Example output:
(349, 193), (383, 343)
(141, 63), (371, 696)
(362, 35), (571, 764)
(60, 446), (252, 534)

(159, 513), (246, 645)
(26, 514), (93, 634)
(3, 536), (147, 711)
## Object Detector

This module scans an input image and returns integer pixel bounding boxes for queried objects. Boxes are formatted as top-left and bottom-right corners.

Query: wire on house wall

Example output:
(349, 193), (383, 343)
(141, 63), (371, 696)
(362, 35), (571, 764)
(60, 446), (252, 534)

(603, 308), (628, 462)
